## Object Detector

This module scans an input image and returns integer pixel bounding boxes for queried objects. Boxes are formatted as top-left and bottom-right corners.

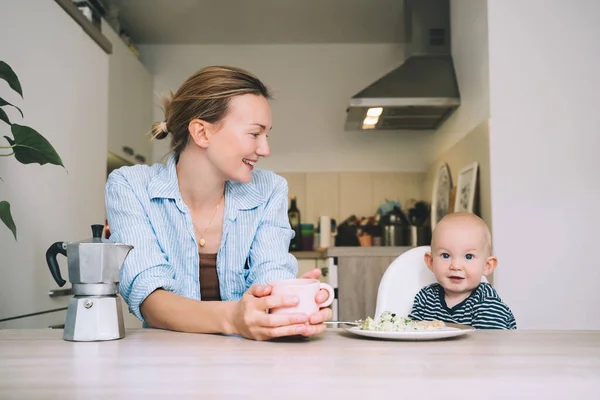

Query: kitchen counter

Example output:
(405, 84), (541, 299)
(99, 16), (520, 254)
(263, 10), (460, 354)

(326, 246), (414, 257)
(291, 250), (328, 259)
(292, 246), (414, 259)
(1, 328), (599, 398)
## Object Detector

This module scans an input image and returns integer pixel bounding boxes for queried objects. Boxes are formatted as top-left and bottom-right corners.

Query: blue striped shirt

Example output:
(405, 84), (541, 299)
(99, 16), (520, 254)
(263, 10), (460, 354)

(105, 155), (298, 322)
(408, 283), (517, 330)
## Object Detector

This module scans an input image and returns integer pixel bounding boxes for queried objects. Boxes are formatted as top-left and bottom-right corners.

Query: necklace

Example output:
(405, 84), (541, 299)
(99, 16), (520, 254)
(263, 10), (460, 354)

(192, 195), (224, 247)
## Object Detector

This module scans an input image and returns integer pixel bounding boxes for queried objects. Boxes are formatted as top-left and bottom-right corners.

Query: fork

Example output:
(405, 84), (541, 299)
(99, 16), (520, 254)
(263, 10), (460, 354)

(324, 320), (362, 326)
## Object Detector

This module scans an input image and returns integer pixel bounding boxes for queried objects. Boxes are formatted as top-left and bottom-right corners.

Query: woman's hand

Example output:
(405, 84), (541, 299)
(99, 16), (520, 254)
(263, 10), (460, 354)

(300, 268), (334, 327)
(229, 284), (319, 341)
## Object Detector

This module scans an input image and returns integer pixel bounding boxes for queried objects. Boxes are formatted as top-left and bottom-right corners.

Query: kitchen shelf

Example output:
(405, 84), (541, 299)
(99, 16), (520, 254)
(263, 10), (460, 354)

(54, 0), (112, 54)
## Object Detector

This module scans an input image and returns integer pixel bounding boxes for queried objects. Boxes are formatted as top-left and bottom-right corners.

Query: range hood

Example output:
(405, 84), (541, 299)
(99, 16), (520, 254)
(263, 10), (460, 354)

(345, 0), (460, 131)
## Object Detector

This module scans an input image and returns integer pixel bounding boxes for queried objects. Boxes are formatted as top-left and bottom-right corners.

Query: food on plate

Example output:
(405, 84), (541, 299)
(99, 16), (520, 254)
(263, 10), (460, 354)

(360, 311), (445, 332)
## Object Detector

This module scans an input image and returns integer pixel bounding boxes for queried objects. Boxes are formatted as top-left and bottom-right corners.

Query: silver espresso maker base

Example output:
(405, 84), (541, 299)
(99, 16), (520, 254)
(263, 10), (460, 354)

(63, 295), (126, 342)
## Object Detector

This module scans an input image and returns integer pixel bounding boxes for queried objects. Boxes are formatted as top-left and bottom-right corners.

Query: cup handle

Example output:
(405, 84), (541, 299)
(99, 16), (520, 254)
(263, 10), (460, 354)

(318, 283), (335, 308)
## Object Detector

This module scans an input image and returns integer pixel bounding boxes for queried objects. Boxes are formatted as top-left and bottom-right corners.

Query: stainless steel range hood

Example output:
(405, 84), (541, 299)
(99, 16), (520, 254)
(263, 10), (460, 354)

(345, 0), (460, 131)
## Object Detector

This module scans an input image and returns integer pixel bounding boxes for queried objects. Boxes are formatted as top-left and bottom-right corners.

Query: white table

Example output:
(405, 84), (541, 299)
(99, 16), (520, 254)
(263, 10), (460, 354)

(1, 328), (599, 399)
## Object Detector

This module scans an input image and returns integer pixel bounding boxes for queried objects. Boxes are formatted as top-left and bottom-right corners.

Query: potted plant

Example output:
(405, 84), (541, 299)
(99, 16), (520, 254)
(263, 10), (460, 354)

(0, 61), (64, 240)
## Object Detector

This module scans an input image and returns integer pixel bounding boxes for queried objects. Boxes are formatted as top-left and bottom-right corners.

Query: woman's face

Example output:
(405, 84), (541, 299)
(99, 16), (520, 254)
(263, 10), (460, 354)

(206, 94), (272, 183)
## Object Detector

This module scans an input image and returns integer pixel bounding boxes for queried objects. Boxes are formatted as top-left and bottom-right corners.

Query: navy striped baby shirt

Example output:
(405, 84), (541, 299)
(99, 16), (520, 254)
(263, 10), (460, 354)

(409, 282), (517, 330)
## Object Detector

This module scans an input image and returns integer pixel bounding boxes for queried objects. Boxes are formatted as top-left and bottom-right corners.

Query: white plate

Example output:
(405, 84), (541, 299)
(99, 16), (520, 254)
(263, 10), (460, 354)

(343, 325), (475, 341)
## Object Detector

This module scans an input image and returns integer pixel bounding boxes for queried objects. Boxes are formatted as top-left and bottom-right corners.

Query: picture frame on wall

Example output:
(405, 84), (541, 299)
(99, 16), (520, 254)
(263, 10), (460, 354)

(454, 162), (479, 213)
(431, 162), (453, 230)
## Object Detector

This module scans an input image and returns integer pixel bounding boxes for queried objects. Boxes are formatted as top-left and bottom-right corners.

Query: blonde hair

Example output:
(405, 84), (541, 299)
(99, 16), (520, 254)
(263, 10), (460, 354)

(151, 66), (272, 156)
(432, 212), (493, 254)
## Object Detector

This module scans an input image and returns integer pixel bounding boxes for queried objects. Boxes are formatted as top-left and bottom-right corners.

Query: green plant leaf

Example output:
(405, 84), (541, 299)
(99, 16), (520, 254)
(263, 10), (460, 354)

(7, 124), (64, 167)
(0, 200), (17, 240)
(0, 61), (23, 98)
(0, 107), (9, 125)
(0, 96), (23, 119)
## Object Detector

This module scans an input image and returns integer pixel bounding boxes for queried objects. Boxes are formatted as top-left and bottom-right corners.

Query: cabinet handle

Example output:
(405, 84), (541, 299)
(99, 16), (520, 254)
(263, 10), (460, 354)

(134, 154), (146, 163)
(122, 146), (134, 155)
(48, 288), (73, 297)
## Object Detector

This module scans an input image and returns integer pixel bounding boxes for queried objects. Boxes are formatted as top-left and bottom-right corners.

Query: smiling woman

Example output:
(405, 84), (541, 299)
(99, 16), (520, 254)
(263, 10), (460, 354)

(105, 65), (333, 340)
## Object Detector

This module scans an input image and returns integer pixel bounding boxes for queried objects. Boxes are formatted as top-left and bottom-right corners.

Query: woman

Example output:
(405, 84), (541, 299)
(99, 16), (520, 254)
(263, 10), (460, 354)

(105, 66), (332, 340)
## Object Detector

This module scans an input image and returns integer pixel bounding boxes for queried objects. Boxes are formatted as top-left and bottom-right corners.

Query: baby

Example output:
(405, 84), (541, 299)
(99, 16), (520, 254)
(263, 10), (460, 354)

(409, 212), (516, 329)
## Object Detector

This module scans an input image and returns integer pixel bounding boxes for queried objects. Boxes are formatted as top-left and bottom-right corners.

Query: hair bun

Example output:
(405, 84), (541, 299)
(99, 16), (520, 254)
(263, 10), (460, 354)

(151, 121), (169, 140)
(154, 131), (169, 140)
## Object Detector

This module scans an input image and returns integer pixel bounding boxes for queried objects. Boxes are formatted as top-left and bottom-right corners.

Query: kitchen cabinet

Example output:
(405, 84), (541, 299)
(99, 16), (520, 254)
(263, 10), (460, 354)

(329, 247), (412, 323)
(293, 252), (330, 283)
(0, 303), (141, 330)
(337, 256), (397, 322)
(121, 302), (143, 329)
(297, 259), (318, 278)
(103, 19), (153, 166)
(0, 310), (67, 330)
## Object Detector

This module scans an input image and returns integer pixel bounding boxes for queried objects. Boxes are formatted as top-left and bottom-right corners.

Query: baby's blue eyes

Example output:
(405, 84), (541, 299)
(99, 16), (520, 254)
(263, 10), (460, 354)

(440, 253), (474, 260)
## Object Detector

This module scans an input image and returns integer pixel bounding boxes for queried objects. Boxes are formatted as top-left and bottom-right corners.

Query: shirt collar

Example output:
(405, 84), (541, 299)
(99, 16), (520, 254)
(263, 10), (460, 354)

(226, 179), (265, 211)
(148, 154), (180, 201)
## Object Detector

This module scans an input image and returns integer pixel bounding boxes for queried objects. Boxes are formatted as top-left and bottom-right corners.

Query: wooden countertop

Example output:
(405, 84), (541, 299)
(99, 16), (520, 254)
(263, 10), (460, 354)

(326, 246), (413, 257)
(291, 250), (328, 259)
(292, 247), (414, 259)
(1, 328), (599, 398)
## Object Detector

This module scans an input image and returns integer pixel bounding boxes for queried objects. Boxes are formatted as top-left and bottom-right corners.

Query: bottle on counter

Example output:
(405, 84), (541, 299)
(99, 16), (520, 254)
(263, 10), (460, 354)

(372, 214), (383, 246)
(301, 223), (314, 252)
(104, 219), (111, 240)
(288, 196), (303, 251)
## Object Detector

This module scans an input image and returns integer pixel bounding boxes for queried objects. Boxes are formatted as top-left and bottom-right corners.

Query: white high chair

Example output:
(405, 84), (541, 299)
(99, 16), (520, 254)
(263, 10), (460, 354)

(374, 246), (488, 319)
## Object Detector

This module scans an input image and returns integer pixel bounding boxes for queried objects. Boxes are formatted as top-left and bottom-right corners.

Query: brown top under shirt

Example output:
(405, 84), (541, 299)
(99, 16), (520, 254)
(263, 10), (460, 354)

(199, 253), (221, 301)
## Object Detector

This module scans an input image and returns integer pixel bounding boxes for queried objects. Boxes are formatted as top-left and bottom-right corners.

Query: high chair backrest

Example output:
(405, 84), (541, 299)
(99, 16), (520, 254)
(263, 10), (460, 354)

(374, 245), (488, 319)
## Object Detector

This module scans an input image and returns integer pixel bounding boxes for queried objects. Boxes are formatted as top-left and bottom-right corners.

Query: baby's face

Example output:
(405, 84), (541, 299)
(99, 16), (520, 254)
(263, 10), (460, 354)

(427, 219), (493, 296)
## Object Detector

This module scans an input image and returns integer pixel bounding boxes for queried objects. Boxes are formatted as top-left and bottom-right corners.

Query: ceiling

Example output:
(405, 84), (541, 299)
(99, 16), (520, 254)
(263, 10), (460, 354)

(102, 0), (408, 45)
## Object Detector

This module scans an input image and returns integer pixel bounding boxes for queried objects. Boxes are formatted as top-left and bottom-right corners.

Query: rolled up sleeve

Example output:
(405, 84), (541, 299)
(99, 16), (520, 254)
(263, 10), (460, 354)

(247, 177), (298, 286)
(105, 173), (179, 322)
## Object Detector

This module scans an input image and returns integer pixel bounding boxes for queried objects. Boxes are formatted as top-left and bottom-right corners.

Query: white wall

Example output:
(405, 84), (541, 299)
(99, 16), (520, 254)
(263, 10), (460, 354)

(139, 43), (433, 172)
(488, 0), (600, 329)
(430, 0), (490, 160)
(0, 1), (108, 324)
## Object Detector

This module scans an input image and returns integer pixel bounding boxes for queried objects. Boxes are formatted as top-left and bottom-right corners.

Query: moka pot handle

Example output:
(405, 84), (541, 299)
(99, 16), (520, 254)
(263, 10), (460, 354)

(46, 242), (67, 287)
